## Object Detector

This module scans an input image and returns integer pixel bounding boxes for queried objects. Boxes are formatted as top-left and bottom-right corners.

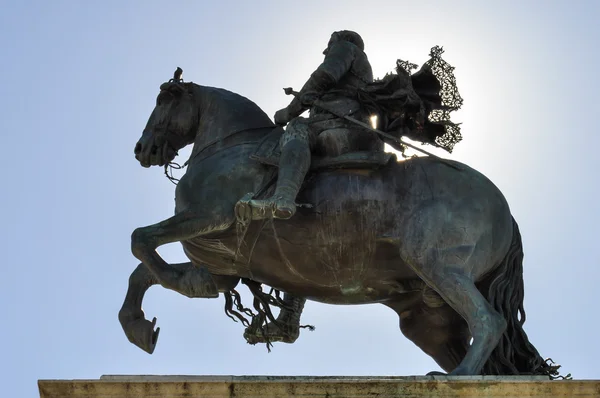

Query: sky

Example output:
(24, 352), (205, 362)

(1, 1), (599, 396)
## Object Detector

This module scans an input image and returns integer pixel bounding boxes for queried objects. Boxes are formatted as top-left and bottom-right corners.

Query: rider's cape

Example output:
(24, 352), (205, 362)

(357, 46), (463, 153)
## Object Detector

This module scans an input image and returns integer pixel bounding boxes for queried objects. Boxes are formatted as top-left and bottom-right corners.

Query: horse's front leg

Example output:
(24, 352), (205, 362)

(131, 209), (231, 298)
(119, 261), (239, 354)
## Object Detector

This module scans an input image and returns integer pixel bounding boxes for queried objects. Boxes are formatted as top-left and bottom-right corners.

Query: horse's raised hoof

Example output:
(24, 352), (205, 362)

(119, 311), (160, 354)
(243, 321), (299, 345)
(448, 365), (471, 376)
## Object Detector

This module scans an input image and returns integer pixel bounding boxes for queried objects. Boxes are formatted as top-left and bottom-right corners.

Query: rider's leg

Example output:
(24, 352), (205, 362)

(270, 138), (311, 218)
(249, 118), (313, 219)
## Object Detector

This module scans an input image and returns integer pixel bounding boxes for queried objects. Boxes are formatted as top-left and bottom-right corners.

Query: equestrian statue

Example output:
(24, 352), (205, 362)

(119, 31), (565, 377)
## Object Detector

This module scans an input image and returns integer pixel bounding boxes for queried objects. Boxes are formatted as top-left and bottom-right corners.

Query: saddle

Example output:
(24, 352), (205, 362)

(250, 126), (393, 171)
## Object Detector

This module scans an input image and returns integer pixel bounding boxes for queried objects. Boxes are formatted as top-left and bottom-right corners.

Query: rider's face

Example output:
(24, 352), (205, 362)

(323, 35), (338, 55)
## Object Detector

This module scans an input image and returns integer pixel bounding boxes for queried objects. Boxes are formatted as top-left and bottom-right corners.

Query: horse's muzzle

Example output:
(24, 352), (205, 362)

(135, 131), (161, 168)
(135, 131), (178, 168)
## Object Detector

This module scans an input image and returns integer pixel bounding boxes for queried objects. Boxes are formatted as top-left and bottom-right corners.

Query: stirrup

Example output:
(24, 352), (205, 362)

(235, 193), (281, 223)
(235, 193), (262, 224)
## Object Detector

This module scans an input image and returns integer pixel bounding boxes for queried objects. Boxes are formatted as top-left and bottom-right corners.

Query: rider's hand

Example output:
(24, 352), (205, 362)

(274, 108), (291, 126)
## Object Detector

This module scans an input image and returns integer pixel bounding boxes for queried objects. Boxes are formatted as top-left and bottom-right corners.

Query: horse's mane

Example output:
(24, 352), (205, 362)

(191, 84), (275, 134)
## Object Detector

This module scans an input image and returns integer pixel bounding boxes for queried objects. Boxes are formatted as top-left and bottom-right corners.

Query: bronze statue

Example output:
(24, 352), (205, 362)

(239, 30), (375, 220)
(120, 32), (565, 378)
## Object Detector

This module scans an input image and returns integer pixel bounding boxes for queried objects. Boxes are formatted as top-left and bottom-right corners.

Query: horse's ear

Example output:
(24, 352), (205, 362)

(159, 67), (186, 94)
(174, 67), (183, 81)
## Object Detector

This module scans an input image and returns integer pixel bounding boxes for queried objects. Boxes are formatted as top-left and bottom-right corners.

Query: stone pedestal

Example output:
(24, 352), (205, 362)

(38, 375), (599, 397)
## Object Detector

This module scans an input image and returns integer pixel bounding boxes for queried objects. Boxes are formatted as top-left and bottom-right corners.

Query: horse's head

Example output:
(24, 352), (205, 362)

(135, 70), (198, 168)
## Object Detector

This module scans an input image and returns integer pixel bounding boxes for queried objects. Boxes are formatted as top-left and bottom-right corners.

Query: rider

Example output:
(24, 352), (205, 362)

(247, 30), (375, 220)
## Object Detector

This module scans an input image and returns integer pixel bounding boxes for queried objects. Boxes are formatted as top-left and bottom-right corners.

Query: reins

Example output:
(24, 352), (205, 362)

(164, 161), (184, 185)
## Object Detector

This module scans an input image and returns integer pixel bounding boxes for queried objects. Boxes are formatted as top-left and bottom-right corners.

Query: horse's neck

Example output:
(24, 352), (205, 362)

(192, 85), (274, 150)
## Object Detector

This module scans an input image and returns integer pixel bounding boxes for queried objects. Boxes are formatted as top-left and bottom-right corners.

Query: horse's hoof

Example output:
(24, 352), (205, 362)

(426, 371), (447, 376)
(120, 313), (160, 354)
(449, 365), (472, 376)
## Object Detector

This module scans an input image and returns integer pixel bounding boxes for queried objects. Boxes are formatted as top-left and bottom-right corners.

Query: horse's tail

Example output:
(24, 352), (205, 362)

(479, 217), (565, 378)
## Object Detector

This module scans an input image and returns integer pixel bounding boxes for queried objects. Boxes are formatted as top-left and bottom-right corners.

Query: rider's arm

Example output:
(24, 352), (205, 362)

(286, 41), (358, 118)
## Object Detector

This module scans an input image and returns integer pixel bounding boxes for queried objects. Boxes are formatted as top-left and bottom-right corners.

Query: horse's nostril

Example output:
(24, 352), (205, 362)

(134, 143), (142, 154)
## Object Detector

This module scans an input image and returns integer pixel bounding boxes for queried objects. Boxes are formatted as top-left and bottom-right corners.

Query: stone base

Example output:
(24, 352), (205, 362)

(38, 375), (599, 397)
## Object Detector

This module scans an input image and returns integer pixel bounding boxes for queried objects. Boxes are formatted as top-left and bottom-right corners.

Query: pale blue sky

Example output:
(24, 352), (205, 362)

(1, 1), (599, 396)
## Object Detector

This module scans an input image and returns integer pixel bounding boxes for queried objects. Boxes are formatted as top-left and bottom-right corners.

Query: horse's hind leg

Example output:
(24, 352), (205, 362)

(119, 262), (239, 353)
(387, 300), (470, 373)
(426, 270), (505, 375)
(400, 209), (507, 375)
(406, 263), (505, 374)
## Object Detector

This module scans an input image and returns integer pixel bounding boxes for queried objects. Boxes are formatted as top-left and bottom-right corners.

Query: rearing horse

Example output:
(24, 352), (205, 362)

(119, 77), (560, 377)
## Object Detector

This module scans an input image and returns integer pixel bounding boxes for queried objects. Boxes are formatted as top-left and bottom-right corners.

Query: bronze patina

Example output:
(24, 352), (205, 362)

(120, 32), (565, 378)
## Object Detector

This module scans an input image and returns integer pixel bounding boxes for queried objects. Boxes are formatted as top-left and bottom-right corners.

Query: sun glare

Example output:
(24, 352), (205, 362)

(370, 115), (378, 129)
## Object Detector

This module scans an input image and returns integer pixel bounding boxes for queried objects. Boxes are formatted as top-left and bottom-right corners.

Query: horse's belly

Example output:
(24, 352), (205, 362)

(235, 168), (421, 302)
(181, 238), (239, 276)
(246, 224), (418, 305)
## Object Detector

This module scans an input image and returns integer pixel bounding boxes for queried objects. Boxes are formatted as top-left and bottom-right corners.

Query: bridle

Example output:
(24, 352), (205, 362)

(157, 79), (273, 185)
(153, 79), (195, 184)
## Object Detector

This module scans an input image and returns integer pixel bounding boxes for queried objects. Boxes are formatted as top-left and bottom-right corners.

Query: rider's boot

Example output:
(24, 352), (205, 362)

(247, 137), (311, 220)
